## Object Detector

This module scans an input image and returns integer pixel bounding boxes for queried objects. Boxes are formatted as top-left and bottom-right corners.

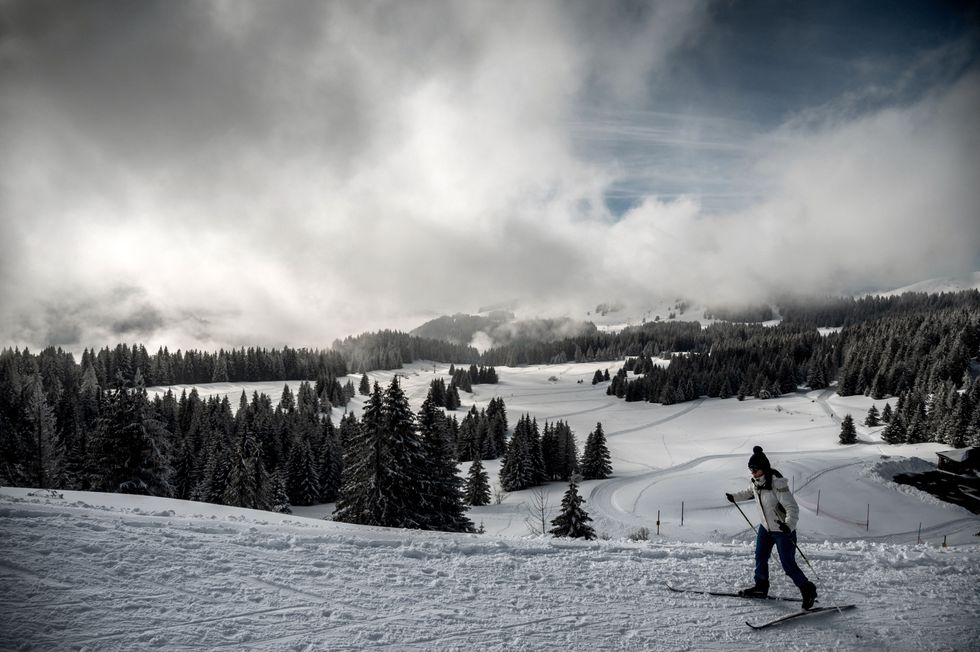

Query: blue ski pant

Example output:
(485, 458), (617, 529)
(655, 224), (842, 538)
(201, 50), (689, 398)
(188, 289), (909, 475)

(754, 525), (809, 588)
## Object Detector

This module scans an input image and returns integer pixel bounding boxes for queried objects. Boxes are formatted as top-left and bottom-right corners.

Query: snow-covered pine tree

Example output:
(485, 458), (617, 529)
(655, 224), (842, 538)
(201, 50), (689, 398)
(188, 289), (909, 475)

(279, 384), (295, 413)
(378, 376), (431, 528)
(549, 478), (595, 540)
(882, 413), (907, 444)
(881, 402), (893, 423)
(359, 373), (370, 396)
(554, 420), (578, 481)
(335, 378), (431, 529)
(286, 438), (320, 506)
(417, 395), (473, 532)
(499, 415), (538, 492)
(223, 428), (270, 510)
(456, 407), (479, 462)
(170, 434), (196, 500)
(269, 469), (292, 513)
(90, 370), (172, 496)
(541, 422), (559, 480)
(317, 416), (343, 502)
(839, 414), (857, 444)
(865, 405), (880, 427)
(192, 426), (232, 504)
(24, 374), (63, 488)
(488, 411), (507, 459)
(528, 417), (545, 484)
(464, 458), (491, 506)
(580, 422), (612, 480)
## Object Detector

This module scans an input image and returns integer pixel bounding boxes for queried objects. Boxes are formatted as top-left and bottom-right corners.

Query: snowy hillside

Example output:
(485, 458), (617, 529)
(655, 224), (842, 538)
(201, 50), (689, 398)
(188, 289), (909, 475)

(876, 272), (980, 297)
(4, 361), (980, 650)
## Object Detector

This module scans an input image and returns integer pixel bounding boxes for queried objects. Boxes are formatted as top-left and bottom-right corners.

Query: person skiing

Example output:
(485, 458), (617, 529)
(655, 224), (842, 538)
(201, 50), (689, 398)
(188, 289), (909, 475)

(726, 446), (818, 609)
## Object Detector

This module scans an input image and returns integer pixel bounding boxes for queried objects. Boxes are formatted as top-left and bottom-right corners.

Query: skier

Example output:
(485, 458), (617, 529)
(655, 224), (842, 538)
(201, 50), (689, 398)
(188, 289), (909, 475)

(725, 446), (818, 609)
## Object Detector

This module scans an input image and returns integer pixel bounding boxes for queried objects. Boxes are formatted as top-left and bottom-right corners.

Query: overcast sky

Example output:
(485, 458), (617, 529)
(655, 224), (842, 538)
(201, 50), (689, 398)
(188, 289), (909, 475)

(1, 0), (978, 353)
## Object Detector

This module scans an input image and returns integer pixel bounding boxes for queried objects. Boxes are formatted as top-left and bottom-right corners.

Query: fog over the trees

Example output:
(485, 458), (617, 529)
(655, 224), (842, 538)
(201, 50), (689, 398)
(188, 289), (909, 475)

(1, 1), (978, 352)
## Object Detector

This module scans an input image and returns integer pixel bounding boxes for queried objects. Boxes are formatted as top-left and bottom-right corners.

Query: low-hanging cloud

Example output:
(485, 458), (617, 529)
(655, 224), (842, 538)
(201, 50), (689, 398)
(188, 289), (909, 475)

(0, 0), (977, 354)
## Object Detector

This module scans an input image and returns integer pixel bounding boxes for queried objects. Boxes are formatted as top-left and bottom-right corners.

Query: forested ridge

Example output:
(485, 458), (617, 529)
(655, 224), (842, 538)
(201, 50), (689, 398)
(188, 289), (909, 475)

(2, 290), (979, 529)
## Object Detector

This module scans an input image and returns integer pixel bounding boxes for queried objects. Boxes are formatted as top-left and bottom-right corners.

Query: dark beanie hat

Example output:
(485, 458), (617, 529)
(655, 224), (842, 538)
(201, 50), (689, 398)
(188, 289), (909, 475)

(748, 446), (770, 471)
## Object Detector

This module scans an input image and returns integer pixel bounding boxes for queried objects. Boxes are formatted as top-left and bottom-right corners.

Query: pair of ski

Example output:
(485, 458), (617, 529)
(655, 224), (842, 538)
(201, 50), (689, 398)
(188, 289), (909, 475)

(666, 584), (856, 630)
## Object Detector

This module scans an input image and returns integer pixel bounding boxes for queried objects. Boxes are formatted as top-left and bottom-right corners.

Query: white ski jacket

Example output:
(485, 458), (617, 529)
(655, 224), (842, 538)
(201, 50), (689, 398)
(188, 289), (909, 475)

(731, 475), (800, 532)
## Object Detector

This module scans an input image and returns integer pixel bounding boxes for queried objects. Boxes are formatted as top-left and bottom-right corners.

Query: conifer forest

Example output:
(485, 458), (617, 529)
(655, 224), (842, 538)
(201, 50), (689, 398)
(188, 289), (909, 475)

(2, 290), (979, 531)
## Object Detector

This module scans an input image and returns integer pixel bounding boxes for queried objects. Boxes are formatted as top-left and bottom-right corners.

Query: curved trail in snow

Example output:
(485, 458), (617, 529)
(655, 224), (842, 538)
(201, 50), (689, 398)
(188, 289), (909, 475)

(606, 398), (706, 438)
(587, 447), (979, 544)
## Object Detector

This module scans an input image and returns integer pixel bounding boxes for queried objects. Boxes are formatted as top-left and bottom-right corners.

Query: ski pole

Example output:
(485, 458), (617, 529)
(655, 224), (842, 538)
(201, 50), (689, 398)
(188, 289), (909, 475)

(730, 498), (756, 531)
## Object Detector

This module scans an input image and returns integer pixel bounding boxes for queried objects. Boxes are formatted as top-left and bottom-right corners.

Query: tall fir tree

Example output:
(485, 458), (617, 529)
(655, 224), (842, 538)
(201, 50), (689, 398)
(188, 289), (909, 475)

(864, 405), (880, 427)
(223, 428), (270, 510)
(417, 397), (473, 532)
(580, 422), (612, 480)
(554, 421), (579, 481)
(549, 478), (596, 540)
(269, 469), (292, 514)
(24, 375), (62, 488)
(89, 371), (171, 496)
(286, 438), (320, 506)
(881, 402), (893, 423)
(499, 415), (539, 492)
(839, 414), (857, 444)
(464, 458), (491, 506)
(335, 378), (431, 529)
(881, 413), (907, 444)
(317, 417), (343, 502)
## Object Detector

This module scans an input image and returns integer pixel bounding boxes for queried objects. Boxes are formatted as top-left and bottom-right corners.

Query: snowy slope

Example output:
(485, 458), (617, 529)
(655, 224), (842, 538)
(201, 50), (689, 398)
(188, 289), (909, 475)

(876, 272), (980, 297)
(3, 361), (979, 650)
(2, 488), (978, 651)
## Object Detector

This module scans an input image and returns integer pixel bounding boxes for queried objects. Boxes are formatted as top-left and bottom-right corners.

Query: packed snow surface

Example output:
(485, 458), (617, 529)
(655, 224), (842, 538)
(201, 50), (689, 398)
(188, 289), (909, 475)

(4, 361), (980, 650)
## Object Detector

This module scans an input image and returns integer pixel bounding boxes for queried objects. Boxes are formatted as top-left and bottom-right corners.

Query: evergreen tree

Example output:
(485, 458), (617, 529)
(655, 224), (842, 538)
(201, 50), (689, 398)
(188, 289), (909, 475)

(90, 371), (171, 496)
(417, 397), (473, 532)
(592, 370), (604, 385)
(317, 417), (343, 502)
(554, 421), (578, 481)
(864, 405), (881, 427)
(334, 378), (431, 529)
(193, 426), (232, 504)
(170, 434), (196, 500)
(580, 422), (612, 480)
(464, 458), (491, 506)
(882, 413), (907, 445)
(359, 373), (371, 396)
(839, 414), (857, 445)
(223, 428), (270, 510)
(499, 415), (539, 492)
(269, 469), (292, 514)
(24, 375), (62, 488)
(881, 402), (893, 423)
(549, 478), (595, 540)
(286, 438), (320, 506)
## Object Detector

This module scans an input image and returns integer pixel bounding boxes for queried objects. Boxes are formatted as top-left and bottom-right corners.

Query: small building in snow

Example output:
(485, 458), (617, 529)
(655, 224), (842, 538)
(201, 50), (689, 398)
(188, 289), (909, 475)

(936, 448), (980, 474)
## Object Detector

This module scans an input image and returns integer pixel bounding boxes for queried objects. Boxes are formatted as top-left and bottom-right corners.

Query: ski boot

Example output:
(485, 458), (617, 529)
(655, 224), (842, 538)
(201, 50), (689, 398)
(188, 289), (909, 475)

(738, 580), (769, 598)
(801, 581), (817, 609)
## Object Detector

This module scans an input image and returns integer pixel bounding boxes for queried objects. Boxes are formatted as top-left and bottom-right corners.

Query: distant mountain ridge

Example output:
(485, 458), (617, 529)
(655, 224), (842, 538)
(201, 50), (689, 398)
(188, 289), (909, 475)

(411, 312), (597, 350)
(876, 272), (980, 297)
(413, 273), (980, 348)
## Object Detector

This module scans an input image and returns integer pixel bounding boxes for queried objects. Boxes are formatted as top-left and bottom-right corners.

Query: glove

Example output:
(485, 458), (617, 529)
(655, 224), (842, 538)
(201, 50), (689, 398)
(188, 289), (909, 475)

(725, 493), (735, 503)
(777, 521), (791, 534)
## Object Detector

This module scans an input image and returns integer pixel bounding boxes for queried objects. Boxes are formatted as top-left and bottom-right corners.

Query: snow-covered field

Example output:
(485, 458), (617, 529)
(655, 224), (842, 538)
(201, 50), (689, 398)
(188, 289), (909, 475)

(3, 361), (980, 650)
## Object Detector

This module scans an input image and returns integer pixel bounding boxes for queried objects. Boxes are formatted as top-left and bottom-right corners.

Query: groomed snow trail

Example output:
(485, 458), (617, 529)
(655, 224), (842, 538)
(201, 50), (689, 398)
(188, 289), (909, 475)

(2, 493), (979, 652)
